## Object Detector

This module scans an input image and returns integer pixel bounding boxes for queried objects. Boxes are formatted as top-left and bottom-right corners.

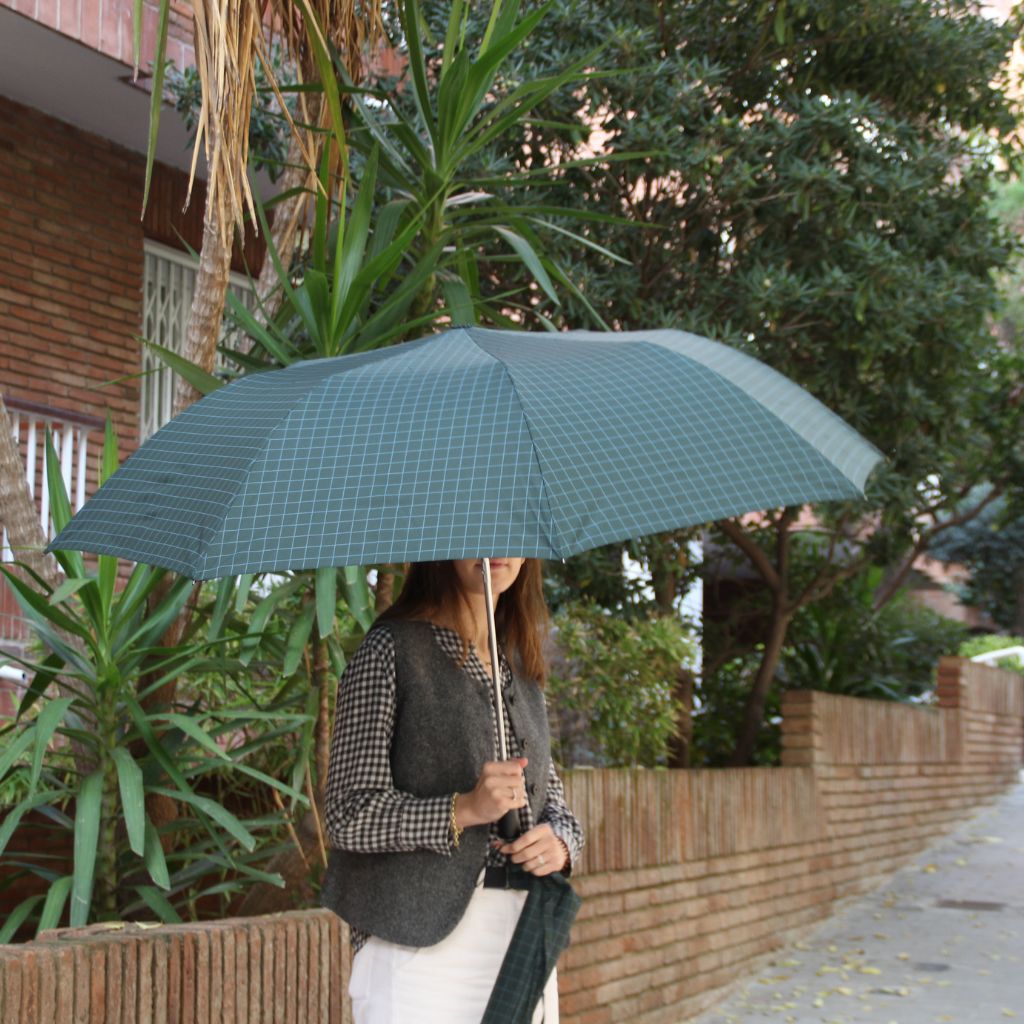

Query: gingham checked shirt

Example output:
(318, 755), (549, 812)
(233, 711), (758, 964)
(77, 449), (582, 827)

(323, 623), (585, 952)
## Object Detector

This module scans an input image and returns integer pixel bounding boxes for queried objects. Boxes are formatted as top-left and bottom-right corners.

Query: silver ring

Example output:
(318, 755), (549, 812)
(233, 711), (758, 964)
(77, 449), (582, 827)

(537, 854), (545, 867)
(510, 786), (517, 801)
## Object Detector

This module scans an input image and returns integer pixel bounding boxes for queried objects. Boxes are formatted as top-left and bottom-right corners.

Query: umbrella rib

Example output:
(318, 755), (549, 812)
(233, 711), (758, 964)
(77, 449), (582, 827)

(644, 330), (885, 490)
(463, 329), (566, 559)
(191, 372), (349, 578)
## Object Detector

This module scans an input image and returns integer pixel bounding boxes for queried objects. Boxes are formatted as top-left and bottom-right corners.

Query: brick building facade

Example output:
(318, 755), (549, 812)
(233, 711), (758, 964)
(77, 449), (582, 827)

(0, 0), (263, 665)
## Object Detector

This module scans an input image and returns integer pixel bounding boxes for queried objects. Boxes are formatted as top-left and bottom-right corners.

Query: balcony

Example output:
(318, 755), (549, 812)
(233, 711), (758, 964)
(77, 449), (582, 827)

(1, 396), (105, 647)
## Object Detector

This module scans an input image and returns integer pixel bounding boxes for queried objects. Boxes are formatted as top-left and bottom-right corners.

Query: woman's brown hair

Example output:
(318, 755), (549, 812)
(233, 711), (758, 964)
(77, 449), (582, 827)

(377, 560), (549, 683)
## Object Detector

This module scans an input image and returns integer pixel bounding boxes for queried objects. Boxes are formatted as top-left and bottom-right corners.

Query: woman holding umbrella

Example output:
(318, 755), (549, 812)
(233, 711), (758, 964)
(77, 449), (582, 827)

(48, 324), (880, 1017)
(321, 556), (585, 1024)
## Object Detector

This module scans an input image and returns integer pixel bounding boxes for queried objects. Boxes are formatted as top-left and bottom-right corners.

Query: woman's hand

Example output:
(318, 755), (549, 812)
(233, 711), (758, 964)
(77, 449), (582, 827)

(455, 758), (528, 828)
(496, 823), (569, 876)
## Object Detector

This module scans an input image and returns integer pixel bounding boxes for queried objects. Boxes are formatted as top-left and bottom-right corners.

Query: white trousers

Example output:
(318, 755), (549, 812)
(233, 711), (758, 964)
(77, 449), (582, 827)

(349, 879), (558, 1024)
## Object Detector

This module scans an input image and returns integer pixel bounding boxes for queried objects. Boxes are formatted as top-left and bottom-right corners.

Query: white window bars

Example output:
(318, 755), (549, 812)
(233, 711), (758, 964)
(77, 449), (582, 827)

(1, 397), (103, 563)
(141, 240), (258, 441)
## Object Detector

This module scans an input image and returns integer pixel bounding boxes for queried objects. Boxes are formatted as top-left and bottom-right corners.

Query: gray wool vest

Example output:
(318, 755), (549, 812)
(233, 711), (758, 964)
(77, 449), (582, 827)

(319, 620), (552, 948)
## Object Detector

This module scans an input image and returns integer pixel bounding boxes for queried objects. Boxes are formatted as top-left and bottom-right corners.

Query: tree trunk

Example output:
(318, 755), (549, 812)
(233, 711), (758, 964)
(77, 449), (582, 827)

(667, 665), (694, 768)
(1014, 565), (1024, 636)
(651, 560), (679, 616)
(173, 142), (235, 418)
(249, 123), (318, 331)
(0, 396), (62, 594)
(729, 596), (792, 766)
(135, 577), (202, 847)
(93, 746), (121, 921)
(153, 121), (245, 828)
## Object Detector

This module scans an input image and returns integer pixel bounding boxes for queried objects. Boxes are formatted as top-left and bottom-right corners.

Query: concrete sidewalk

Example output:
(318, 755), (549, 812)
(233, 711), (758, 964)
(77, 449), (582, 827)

(689, 777), (1024, 1024)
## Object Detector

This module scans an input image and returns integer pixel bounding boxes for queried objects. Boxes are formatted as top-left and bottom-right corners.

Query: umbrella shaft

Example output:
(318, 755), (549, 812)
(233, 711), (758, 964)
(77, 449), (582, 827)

(480, 558), (508, 762)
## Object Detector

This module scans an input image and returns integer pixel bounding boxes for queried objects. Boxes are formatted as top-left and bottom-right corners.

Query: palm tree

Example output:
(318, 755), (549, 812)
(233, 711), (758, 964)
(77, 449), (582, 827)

(140, 0), (385, 416)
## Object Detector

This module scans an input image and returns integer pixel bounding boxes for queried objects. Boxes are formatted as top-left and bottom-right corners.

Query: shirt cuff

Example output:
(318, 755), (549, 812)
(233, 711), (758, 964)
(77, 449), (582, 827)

(399, 793), (457, 855)
(548, 823), (579, 874)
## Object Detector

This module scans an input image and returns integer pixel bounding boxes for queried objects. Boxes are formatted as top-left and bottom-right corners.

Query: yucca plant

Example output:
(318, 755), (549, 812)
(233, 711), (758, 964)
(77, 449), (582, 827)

(152, 0), (621, 381)
(0, 425), (310, 938)
(141, 0), (621, 808)
(335, 0), (625, 330)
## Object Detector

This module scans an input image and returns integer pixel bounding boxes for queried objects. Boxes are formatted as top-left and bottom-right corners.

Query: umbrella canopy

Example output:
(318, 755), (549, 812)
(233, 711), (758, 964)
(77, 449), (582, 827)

(50, 327), (882, 577)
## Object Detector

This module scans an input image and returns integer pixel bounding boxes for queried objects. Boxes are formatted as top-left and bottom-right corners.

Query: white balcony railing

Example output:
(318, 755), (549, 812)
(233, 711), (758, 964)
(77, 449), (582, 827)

(1, 396), (104, 563)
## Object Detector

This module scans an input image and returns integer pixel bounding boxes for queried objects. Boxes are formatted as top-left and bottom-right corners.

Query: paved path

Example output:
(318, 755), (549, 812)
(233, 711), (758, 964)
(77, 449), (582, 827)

(690, 777), (1024, 1024)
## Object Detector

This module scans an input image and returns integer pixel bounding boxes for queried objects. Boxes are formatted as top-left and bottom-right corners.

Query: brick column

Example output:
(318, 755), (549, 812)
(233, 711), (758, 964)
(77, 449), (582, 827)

(780, 690), (823, 766)
(936, 655), (967, 711)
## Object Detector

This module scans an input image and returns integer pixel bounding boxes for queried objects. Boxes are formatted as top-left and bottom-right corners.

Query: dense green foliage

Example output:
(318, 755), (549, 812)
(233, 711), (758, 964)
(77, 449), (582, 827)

(2, 0), (609, 935)
(0, 430), (312, 938)
(779, 569), (969, 699)
(6, 3), (1022, 943)
(958, 634), (1024, 674)
(693, 569), (968, 765)
(458, 0), (1024, 759)
(929, 490), (1024, 634)
(547, 602), (693, 767)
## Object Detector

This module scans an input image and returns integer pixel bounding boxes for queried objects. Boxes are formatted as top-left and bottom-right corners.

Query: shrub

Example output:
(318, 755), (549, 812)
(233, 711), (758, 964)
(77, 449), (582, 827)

(547, 603), (694, 768)
(958, 634), (1024, 675)
(780, 571), (968, 702)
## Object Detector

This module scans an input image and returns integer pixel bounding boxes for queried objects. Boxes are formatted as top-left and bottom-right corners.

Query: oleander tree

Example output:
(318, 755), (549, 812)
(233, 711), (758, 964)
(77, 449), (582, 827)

(447, 0), (1024, 762)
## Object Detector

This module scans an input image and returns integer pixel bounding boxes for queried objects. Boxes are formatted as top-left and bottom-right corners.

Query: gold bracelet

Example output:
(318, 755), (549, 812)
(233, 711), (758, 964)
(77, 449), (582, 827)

(449, 793), (463, 850)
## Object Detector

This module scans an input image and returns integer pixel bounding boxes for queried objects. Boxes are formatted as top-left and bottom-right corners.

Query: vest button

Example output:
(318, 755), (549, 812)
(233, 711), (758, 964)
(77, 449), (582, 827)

(520, 739), (528, 750)
(528, 782), (537, 796)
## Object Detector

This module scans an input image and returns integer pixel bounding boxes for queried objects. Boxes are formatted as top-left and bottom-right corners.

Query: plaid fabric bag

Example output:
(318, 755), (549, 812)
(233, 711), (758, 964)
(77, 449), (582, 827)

(481, 870), (582, 1024)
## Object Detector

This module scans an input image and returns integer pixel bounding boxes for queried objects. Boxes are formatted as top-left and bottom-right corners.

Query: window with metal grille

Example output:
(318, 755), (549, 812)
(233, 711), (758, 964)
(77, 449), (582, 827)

(140, 240), (258, 440)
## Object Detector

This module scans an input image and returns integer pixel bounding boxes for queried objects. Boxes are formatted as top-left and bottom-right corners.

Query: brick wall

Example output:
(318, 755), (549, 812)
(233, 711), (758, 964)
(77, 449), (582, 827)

(0, 93), (267, 471)
(0, 658), (1021, 1023)
(0, 94), (144, 460)
(559, 658), (1022, 1023)
(0, 912), (354, 1024)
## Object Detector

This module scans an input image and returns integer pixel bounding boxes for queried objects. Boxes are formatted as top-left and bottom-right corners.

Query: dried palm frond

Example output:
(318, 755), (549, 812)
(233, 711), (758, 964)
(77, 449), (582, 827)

(141, 0), (384, 241)
(186, 0), (262, 244)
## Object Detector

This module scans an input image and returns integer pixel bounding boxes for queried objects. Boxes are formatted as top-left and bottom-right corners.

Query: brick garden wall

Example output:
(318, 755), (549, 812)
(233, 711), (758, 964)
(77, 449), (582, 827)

(1, 657), (1021, 1023)
(559, 657), (1023, 1023)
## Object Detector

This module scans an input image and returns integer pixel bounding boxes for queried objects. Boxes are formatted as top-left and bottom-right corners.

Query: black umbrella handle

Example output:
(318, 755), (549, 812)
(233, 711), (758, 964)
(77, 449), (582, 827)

(499, 809), (520, 841)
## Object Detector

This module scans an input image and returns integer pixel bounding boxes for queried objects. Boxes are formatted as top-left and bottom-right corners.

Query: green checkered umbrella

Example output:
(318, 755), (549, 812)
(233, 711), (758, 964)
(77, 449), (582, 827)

(49, 326), (882, 576)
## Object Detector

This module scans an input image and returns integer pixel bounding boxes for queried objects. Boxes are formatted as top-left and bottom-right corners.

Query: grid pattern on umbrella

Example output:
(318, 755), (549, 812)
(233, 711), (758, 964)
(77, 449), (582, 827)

(53, 333), (557, 577)
(50, 359), (356, 577)
(644, 328), (881, 489)
(533, 328), (881, 491)
(203, 334), (555, 576)
(50, 327), (884, 576)
(473, 330), (877, 555)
